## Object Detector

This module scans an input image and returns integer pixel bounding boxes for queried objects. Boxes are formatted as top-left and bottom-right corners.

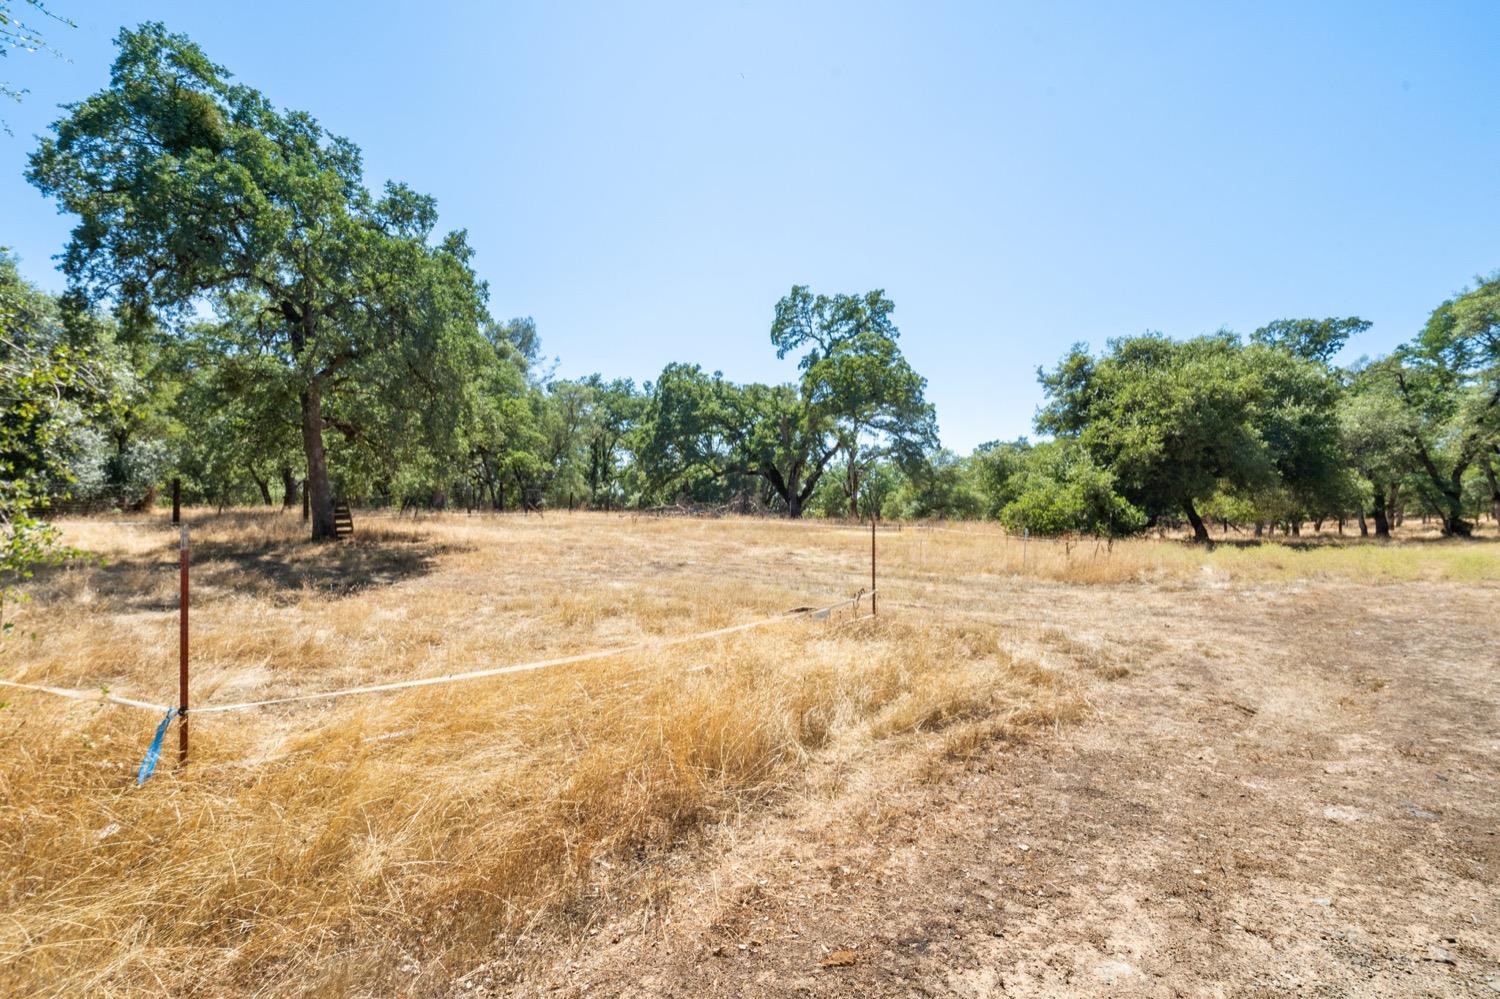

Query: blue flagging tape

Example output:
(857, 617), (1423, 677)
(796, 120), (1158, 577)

(136, 708), (178, 786)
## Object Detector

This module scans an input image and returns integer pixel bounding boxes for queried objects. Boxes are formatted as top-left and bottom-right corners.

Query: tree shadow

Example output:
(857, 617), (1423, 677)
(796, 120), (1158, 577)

(1193, 535), (1500, 552)
(25, 534), (465, 611)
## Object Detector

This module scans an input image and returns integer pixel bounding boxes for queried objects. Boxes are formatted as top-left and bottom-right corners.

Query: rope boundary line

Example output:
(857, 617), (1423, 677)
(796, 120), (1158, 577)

(1, 589), (876, 719)
(0, 678), (170, 714)
(194, 589), (874, 713)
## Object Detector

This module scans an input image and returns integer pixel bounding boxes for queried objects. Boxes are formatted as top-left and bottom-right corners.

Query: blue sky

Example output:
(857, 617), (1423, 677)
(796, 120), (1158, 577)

(3, 1), (1498, 451)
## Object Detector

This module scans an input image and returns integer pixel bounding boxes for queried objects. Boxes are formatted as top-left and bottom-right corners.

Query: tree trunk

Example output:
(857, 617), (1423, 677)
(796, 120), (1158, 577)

(1254, 520), (1264, 538)
(777, 464), (804, 518)
(846, 447), (860, 519)
(1436, 470), (1473, 537)
(1357, 510), (1368, 536)
(250, 469), (273, 506)
(1484, 457), (1500, 527)
(301, 383), (337, 541)
(1182, 497), (1209, 542)
(1441, 512), (1473, 537)
(281, 466), (298, 510)
(1374, 480), (1392, 537)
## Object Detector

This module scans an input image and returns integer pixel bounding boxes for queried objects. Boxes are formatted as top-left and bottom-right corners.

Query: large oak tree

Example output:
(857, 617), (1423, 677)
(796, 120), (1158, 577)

(638, 287), (936, 517)
(27, 23), (487, 539)
(1389, 274), (1500, 536)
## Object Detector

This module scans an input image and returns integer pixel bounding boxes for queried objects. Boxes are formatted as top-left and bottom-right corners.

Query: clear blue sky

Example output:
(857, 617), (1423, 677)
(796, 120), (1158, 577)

(3, 2), (1498, 451)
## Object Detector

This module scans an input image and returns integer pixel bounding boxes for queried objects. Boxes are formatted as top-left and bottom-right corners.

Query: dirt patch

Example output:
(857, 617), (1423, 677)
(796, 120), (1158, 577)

(494, 579), (1500, 997)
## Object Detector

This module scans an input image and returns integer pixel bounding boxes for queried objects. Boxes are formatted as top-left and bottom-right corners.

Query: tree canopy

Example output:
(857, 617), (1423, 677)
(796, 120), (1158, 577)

(4, 20), (1497, 547)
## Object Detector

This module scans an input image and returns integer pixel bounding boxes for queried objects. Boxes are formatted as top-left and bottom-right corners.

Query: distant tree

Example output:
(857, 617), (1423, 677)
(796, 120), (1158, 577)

(991, 440), (1143, 537)
(637, 288), (935, 518)
(167, 322), (300, 509)
(1339, 364), (1416, 537)
(771, 286), (936, 517)
(28, 24), (489, 539)
(1039, 330), (1359, 540)
(1389, 274), (1500, 536)
(1038, 333), (1274, 541)
(1251, 316), (1370, 364)
(636, 367), (812, 512)
(970, 439), (1031, 519)
(887, 449), (983, 521)
(576, 376), (643, 509)
(458, 322), (545, 512)
(1243, 341), (1353, 531)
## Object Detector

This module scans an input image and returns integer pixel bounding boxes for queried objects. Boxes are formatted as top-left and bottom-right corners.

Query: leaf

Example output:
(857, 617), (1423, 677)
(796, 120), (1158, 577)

(819, 949), (858, 968)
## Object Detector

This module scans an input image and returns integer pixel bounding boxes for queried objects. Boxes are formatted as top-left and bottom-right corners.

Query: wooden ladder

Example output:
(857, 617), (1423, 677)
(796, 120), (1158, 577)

(333, 502), (354, 539)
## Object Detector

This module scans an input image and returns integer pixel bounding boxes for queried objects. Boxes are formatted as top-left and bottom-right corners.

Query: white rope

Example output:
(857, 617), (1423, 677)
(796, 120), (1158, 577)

(193, 590), (875, 714)
(0, 591), (874, 718)
(0, 678), (170, 714)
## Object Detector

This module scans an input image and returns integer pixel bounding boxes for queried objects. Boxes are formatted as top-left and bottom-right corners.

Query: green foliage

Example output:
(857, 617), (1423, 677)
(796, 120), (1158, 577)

(1038, 333), (1271, 536)
(1036, 330), (1360, 537)
(882, 450), (983, 520)
(634, 287), (937, 517)
(0, 251), (92, 634)
(1251, 317), (1370, 364)
(1243, 340), (1352, 522)
(984, 440), (1143, 536)
(1388, 273), (1500, 534)
(27, 23), (494, 538)
(7, 21), (1497, 546)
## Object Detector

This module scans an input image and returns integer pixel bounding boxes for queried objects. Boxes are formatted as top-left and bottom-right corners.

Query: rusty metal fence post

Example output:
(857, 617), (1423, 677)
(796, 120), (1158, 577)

(179, 523), (190, 764)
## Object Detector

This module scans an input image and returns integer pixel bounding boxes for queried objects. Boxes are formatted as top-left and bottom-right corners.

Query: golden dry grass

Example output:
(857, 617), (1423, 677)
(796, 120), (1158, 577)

(0, 510), (1494, 995)
(894, 519), (1499, 585)
(0, 510), (1086, 997)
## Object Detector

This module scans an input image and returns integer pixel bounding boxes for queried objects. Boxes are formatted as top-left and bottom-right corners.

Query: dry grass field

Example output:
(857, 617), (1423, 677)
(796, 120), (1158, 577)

(1, 511), (1496, 997)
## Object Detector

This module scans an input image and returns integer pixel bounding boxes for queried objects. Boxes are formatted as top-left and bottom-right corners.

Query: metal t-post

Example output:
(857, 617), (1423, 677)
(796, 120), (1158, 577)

(178, 524), (189, 764)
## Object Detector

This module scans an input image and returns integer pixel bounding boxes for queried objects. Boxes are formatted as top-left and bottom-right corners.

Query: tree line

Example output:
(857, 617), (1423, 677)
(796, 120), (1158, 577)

(4, 22), (1499, 575)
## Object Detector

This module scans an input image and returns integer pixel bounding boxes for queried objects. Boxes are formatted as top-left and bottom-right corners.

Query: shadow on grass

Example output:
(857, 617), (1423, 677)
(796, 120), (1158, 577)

(1195, 534), (1500, 551)
(27, 534), (465, 611)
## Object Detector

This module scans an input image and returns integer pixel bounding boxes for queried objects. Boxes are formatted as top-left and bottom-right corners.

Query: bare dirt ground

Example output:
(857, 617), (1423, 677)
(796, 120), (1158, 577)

(503, 577), (1500, 997)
